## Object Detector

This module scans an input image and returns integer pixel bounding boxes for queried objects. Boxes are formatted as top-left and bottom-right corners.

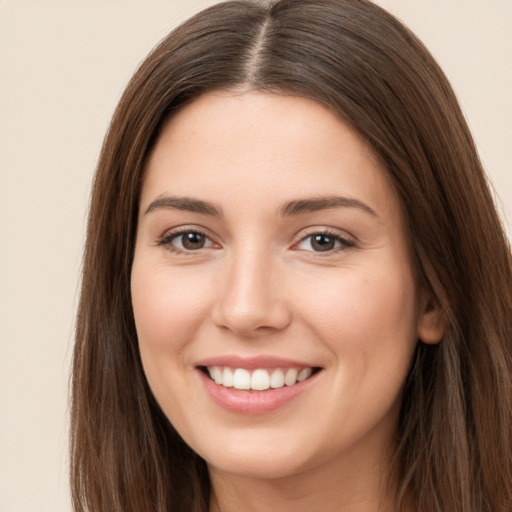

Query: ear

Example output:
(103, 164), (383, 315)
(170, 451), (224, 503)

(417, 295), (447, 344)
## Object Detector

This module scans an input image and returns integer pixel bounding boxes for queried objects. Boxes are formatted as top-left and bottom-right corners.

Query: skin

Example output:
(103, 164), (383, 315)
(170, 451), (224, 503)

(131, 91), (444, 512)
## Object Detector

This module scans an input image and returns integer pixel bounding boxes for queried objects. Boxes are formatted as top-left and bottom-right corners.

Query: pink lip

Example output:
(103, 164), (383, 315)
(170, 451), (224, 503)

(196, 365), (321, 415)
(196, 354), (316, 370)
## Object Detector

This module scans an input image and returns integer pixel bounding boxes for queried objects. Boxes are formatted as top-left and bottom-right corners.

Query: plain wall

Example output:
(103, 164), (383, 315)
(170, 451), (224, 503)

(0, 1), (510, 511)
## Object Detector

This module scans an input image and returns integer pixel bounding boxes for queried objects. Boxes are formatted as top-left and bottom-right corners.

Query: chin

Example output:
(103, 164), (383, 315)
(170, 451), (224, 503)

(188, 428), (317, 480)
(206, 449), (313, 481)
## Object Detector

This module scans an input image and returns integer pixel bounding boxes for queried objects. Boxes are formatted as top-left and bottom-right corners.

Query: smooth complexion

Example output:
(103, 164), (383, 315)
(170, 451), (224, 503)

(131, 92), (444, 512)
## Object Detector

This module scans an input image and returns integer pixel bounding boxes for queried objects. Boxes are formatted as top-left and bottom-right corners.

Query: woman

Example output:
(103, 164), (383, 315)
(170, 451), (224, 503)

(71, 0), (512, 511)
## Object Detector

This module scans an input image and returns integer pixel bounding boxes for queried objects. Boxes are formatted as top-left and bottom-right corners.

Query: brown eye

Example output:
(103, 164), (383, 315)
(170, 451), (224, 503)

(310, 234), (336, 252)
(181, 232), (206, 250)
(296, 232), (354, 253)
(161, 230), (214, 252)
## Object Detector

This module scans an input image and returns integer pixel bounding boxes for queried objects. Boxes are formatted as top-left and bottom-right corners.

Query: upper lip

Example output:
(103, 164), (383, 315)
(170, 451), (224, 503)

(196, 355), (319, 370)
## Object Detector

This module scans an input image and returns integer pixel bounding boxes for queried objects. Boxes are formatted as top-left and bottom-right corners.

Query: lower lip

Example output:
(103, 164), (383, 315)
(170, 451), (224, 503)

(197, 369), (320, 415)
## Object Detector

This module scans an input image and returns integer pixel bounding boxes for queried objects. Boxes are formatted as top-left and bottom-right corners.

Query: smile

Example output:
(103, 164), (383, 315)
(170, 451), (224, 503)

(206, 366), (314, 391)
(196, 356), (323, 413)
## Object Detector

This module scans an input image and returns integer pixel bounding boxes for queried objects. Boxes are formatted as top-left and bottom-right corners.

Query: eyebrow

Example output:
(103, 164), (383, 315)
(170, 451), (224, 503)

(278, 196), (378, 218)
(144, 196), (224, 217)
(144, 194), (378, 218)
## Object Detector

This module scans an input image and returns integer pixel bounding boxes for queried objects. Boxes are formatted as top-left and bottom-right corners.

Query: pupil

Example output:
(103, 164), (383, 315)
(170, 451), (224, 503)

(312, 234), (335, 252)
(182, 232), (205, 250)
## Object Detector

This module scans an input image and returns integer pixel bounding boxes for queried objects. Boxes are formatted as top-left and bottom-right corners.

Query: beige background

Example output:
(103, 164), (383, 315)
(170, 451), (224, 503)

(0, 1), (510, 511)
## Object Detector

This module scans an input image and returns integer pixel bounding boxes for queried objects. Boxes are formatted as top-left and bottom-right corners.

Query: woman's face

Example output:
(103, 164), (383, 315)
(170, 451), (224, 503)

(131, 91), (439, 481)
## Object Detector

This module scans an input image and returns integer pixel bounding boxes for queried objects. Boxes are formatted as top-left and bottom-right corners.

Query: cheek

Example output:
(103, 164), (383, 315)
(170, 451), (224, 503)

(297, 263), (419, 369)
(296, 266), (419, 435)
(130, 258), (215, 434)
(131, 261), (208, 345)
(130, 258), (215, 400)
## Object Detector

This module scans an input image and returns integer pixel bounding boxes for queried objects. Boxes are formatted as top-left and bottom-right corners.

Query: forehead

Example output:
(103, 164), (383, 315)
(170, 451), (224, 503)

(141, 91), (400, 222)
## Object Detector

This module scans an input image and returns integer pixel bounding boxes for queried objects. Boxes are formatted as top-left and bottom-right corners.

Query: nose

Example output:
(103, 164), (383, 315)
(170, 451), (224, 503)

(211, 248), (292, 337)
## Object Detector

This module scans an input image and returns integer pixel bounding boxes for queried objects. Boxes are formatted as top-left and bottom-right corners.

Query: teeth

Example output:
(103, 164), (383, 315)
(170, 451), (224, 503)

(251, 369), (270, 391)
(210, 366), (223, 384)
(222, 367), (234, 387)
(206, 366), (314, 391)
(297, 368), (312, 382)
(233, 368), (251, 390)
(284, 368), (298, 386)
(270, 369), (285, 388)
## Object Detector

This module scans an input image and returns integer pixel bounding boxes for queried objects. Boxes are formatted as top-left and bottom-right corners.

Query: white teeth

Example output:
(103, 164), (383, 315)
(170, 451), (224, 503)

(211, 366), (223, 384)
(222, 367), (234, 387)
(297, 367), (312, 382)
(284, 368), (298, 386)
(270, 369), (285, 388)
(233, 368), (251, 390)
(206, 366), (315, 390)
(251, 369), (270, 391)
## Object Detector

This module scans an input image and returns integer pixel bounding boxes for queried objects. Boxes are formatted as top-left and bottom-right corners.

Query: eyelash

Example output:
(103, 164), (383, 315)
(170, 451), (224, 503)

(294, 229), (356, 254)
(158, 228), (214, 254)
(157, 228), (356, 255)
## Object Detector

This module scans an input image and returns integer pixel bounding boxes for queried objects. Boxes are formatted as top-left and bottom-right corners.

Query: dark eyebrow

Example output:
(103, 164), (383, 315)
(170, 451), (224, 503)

(278, 196), (378, 218)
(144, 196), (223, 217)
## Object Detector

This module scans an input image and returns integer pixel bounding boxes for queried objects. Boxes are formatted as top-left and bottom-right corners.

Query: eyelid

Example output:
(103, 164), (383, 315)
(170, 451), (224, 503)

(157, 225), (220, 254)
(291, 227), (357, 253)
(155, 225), (356, 255)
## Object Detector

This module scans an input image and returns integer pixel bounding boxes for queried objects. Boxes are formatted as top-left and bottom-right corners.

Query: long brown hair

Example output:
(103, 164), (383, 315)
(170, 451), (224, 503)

(71, 1), (512, 510)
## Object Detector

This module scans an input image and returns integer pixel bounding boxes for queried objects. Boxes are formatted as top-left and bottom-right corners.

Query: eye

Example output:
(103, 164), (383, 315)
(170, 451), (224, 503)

(296, 232), (354, 253)
(160, 229), (215, 252)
